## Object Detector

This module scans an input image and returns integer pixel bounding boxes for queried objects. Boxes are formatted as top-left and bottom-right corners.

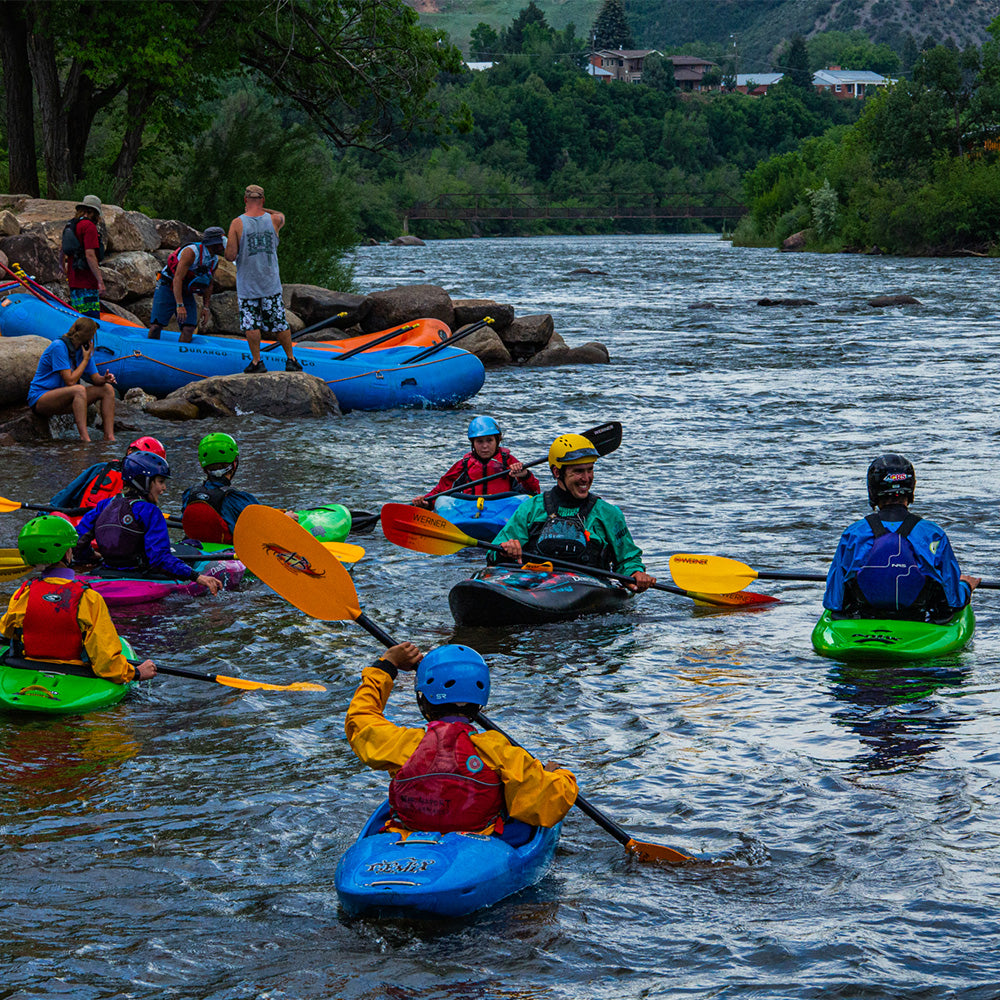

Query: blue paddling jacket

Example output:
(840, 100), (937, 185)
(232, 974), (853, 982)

(823, 504), (970, 616)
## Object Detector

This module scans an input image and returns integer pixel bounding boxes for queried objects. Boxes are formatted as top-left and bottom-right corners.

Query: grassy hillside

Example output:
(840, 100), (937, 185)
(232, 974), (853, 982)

(406, 0), (998, 66)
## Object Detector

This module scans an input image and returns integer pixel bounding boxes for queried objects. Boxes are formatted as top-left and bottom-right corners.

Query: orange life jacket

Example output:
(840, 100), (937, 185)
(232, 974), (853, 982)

(181, 502), (233, 544)
(79, 463), (124, 509)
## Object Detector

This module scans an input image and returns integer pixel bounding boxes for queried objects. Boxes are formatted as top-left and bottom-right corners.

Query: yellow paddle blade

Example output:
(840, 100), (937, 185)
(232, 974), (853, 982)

(214, 674), (327, 692)
(625, 837), (697, 865)
(0, 496), (26, 514)
(380, 503), (477, 555)
(233, 504), (361, 621)
(323, 540), (365, 564)
(669, 554), (758, 594)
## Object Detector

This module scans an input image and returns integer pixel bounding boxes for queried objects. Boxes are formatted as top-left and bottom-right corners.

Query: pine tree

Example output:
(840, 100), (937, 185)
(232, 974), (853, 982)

(782, 34), (812, 90)
(591, 0), (633, 51)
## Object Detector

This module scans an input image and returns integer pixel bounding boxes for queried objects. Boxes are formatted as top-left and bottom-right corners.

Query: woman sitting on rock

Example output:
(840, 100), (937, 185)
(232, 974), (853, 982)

(26, 316), (117, 443)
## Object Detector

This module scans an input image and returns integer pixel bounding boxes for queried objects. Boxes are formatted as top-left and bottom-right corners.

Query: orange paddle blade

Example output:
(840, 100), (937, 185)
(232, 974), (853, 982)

(233, 504), (360, 621)
(381, 503), (477, 555)
(0, 496), (26, 514)
(214, 675), (327, 692)
(688, 588), (778, 607)
(625, 837), (697, 865)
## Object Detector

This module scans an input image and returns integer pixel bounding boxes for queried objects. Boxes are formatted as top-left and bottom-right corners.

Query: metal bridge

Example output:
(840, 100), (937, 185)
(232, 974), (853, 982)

(404, 192), (747, 229)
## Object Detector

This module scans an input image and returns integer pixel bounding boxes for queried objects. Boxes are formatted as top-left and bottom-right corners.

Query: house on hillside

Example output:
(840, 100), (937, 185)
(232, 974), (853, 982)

(589, 49), (659, 83)
(667, 55), (717, 91)
(812, 66), (894, 98)
(734, 73), (783, 96)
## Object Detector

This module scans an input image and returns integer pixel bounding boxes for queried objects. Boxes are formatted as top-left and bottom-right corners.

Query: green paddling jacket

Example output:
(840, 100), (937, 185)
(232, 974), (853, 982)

(490, 485), (645, 576)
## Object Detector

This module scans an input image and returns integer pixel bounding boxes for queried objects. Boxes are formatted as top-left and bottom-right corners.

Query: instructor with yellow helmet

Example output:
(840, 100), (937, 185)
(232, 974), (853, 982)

(492, 433), (655, 592)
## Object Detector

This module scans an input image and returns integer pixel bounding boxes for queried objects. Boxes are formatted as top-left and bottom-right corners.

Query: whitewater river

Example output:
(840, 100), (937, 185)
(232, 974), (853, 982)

(4, 234), (1000, 999)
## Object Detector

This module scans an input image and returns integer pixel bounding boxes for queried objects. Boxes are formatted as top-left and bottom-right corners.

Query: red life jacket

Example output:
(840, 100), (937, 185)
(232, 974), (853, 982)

(181, 502), (233, 544)
(453, 447), (519, 497)
(80, 462), (124, 509)
(18, 577), (89, 663)
(389, 720), (504, 833)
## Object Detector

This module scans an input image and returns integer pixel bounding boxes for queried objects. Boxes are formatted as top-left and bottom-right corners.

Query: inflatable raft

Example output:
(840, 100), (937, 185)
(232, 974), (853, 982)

(0, 290), (485, 411)
(335, 801), (561, 918)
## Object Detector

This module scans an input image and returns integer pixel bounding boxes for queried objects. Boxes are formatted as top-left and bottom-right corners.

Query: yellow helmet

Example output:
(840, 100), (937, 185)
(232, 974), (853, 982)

(548, 433), (600, 469)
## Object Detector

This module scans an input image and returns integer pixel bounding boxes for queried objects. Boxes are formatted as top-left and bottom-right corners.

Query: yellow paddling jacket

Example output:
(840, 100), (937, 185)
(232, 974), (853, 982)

(345, 663), (578, 829)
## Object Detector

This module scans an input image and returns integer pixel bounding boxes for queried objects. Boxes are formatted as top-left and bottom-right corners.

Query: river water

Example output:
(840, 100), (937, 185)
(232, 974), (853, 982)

(3, 234), (1000, 999)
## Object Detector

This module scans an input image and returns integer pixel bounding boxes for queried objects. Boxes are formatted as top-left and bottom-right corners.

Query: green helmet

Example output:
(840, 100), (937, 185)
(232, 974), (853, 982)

(198, 432), (238, 469)
(18, 515), (78, 566)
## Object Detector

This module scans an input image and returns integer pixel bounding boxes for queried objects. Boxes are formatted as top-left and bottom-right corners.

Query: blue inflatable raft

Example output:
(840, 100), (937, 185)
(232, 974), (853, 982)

(432, 491), (531, 541)
(335, 801), (561, 918)
(0, 288), (485, 411)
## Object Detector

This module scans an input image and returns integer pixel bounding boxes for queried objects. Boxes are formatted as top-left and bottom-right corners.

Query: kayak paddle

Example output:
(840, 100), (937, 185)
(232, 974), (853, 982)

(128, 659), (326, 692)
(262, 311), (349, 351)
(0, 494), (90, 517)
(426, 419), (623, 502)
(407, 317), (493, 363)
(379, 504), (778, 608)
(670, 554), (829, 594)
(233, 503), (701, 865)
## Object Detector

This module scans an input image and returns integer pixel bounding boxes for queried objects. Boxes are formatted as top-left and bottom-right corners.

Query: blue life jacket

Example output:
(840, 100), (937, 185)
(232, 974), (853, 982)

(160, 243), (218, 293)
(853, 512), (927, 611)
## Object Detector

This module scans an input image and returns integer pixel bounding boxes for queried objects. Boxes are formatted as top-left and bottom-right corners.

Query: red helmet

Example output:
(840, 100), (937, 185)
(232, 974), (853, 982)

(128, 436), (166, 458)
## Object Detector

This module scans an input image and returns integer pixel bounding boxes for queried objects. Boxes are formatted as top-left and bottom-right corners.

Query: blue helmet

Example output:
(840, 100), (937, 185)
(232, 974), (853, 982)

(467, 416), (502, 441)
(122, 451), (170, 496)
(416, 645), (490, 707)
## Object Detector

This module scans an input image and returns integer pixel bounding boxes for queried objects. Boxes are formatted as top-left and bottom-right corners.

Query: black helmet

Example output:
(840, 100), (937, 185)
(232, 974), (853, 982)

(866, 453), (915, 508)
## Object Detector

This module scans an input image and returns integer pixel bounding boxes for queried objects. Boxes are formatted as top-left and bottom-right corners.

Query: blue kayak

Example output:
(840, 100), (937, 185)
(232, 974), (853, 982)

(335, 801), (561, 919)
(432, 491), (531, 541)
(0, 289), (485, 411)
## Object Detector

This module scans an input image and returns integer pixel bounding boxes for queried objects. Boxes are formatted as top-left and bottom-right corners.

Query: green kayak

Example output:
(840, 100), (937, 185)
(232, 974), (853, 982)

(811, 606), (975, 663)
(296, 504), (351, 543)
(0, 638), (138, 715)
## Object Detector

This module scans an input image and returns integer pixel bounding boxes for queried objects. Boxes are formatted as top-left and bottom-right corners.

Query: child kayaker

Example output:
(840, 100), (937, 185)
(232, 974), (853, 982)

(50, 436), (166, 512)
(823, 453), (979, 620)
(412, 416), (541, 508)
(345, 641), (577, 834)
(0, 516), (155, 683)
(180, 433), (262, 544)
(73, 451), (222, 593)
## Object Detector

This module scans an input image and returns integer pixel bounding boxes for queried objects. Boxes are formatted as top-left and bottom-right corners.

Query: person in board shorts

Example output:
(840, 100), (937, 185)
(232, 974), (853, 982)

(492, 433), (656, 593)
(147, 227), (227, 343)
(1, 516), (155, 683)
(225, 184), (301, 373)
(823, 453), (979, 620)
(346, 641), (577, 835)
(412, 416), (541, 508)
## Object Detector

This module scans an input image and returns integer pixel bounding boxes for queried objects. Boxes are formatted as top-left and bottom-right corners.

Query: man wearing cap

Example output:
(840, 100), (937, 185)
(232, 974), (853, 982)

(61, 194), (106, 319)
(225, 184), (301, 373)
(147, 227), (227, 343)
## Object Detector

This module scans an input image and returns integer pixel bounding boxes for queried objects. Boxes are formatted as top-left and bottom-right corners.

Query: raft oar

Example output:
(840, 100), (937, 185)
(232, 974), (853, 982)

(262, 311), (349, 351)
(233, 504), (699, 866)
(379, 504), (777, 608)
(127, 659), (326, 692)
(427, 420), (623, 502)
(669, 554), (829, 594)
(408, 317), (493, 363)
(336, 322), (422, 361)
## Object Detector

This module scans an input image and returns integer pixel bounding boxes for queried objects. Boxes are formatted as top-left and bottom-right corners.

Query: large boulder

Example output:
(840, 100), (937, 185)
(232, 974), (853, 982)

(163, 372), (340, 419)
(0, 248), (7, 269)
(527, 337), (610, 366)
(361, 283), (454, 333)
(0, 404), (53, 445)
(0, 231), (63, 283)
(101, 251), (162, 302)
(283, 283), (369, 328)
(14, 198), (144, 252)
(498, 313), (554, 362)
(152, 219), (201, 250)
(459, 324), (511, 367)
(124, 211), (161, 252)
(0, 195), (31, 213)
(0, 335), (49, 407)
(99, 300), (145, 327)
(208, 291), (239, 334)
(868, 294), (921, 307)
(389, 234), (426, 246)
(0, 210), (19, 237)
(212, 257), (236, 292)
(143, 397), (201, 421)
(452, 298), (514, 334)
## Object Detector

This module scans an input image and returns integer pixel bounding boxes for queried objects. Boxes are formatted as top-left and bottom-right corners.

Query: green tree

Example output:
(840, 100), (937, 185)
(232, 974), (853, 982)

(591, 0), (633, 51)
(780, 35), (812, 90)
(642, 52), (675, 92)
(499, 2), (549, 54)
(470, 22), (499, 60)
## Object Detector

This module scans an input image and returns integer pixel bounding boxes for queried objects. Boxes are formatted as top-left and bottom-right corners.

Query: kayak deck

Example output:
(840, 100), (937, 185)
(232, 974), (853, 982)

(449, 564), (632, 626)
(335, 801), (560, 919)
(432, 491), (530, 542)
(811, 605), (975, 663)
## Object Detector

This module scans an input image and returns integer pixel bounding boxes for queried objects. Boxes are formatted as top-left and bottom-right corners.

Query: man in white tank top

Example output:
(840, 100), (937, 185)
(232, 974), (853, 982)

(225, 184), (302, 373)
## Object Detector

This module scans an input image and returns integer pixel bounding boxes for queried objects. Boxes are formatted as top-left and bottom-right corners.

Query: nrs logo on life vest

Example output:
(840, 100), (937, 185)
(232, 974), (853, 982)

(365, 857), (435, 874)
(262, 543), (326, 578)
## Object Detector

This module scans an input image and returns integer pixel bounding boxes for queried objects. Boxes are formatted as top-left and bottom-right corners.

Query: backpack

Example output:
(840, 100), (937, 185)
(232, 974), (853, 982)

(162, 243), (215, 292)
(61, 217), (106, 270)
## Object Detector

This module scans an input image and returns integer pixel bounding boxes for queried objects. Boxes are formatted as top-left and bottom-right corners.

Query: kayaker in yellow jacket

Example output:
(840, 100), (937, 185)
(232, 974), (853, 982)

(0, 516), (155, 685)
(345, 642), (577, 833)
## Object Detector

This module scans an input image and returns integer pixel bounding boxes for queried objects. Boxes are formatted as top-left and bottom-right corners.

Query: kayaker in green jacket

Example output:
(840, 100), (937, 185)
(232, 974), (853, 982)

(492, 433), (656, 593)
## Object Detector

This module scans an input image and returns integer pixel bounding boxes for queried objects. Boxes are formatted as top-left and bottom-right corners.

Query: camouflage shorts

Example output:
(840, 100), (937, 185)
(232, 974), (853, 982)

(238, 292), (286, 333)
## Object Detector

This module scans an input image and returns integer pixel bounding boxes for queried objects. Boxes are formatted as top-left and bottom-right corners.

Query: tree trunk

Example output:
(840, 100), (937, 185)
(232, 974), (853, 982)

(111, 83), (155, 204)
(0, 2), (40, 197)
(25, 28), (74, 197)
